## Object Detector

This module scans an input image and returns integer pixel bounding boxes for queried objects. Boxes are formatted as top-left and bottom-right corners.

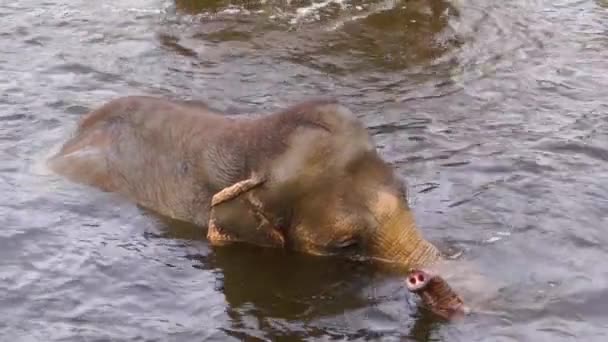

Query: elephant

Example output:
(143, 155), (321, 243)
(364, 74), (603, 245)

(47, 96), (467, 319)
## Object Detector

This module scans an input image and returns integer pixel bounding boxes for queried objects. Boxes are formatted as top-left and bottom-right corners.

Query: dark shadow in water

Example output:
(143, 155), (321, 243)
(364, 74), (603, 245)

(198, 243), (444, 341)
(306, 0), (461, 72)
(151, 213), (446, 341)
(167, 0), (463, 73)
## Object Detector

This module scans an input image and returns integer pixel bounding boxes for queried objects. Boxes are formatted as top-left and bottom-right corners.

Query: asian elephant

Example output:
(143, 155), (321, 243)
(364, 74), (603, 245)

(47, 96), (467, 319)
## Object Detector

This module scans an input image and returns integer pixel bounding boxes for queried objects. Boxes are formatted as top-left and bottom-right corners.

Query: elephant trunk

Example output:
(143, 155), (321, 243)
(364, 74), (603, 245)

(371, 206), (442, 269)
(370, 203), (466, 320)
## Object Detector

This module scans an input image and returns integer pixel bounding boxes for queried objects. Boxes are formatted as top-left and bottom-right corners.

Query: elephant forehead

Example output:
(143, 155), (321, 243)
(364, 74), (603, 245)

(293, 191), (366, 231)
(270, 125), (374, 185)
(292, 208), (364, 245)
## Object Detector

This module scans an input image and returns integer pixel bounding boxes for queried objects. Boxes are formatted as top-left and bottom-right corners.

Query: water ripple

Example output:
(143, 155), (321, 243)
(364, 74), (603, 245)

(1, 0), (608, 340)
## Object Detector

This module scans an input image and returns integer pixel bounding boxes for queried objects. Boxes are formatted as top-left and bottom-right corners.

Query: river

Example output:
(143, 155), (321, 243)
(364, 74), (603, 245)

(1, 0), (607, 340)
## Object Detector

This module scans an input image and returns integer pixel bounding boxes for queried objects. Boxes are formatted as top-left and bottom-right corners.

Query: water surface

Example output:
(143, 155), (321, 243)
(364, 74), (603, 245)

(1, 0), (608, 340)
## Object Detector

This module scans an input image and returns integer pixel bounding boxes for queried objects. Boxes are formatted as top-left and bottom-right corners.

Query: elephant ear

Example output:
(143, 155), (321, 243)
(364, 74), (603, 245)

(207, 175), (285, 248)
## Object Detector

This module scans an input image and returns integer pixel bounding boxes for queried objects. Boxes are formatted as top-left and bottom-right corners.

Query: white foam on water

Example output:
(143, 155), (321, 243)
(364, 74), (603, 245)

(322, 0), (399, 31)
(158, 0), (404, 32)
(100, 1), (164, 14)
(289, 0), (347, 24)
(483, 231), (512, 244)
(220, 6), (248, 15)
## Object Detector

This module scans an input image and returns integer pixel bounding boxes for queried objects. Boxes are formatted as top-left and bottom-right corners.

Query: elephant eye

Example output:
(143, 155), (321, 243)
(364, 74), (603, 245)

(333, 237), (359, 251)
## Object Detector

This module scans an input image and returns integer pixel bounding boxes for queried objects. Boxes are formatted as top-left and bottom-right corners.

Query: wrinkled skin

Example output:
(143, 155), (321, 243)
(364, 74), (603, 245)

(406, 269), (469, 320)
(48, 96), (466, 319)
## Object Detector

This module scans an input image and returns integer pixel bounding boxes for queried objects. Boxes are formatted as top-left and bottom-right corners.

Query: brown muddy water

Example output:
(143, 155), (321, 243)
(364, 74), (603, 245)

(1, 0), (608, 341)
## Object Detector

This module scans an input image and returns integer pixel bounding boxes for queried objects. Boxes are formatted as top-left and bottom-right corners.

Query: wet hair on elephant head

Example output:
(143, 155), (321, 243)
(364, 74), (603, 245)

(48, 95), (470, 322)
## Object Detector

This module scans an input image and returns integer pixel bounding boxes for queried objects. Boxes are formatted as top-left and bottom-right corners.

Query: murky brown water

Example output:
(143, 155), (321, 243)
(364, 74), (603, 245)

(1, 0), (608, 340)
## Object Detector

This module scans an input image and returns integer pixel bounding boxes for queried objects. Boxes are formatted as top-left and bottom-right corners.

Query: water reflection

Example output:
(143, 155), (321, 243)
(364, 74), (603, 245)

(153, 214), (444, 340)
(202, 246), (448, 341)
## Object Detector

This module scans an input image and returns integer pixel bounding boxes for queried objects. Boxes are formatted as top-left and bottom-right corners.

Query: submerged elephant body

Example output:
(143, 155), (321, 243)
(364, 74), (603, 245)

(49, 96), (464, 318)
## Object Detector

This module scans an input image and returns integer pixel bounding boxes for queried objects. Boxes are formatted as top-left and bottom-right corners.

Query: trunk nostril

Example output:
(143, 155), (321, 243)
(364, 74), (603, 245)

(417, 274), (425, 282)
(409, 276), (417, 284)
